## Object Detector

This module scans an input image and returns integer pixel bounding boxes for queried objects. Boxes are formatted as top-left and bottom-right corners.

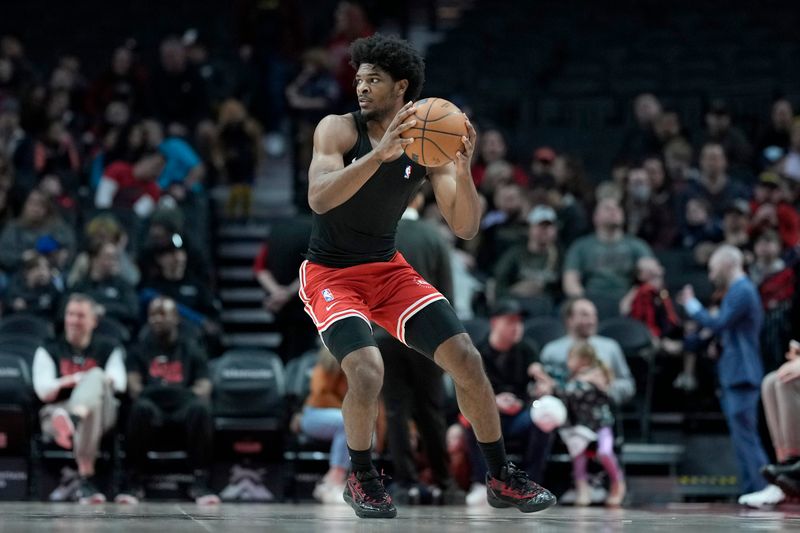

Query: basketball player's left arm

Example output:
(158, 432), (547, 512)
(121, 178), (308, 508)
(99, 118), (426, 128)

(428, 118), (481, 240)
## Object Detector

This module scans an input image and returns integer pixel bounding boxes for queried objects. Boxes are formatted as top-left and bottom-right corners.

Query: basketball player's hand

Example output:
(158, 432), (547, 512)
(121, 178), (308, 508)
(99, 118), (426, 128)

(454, 116), (476, 171)
(373, 101), (417, 163)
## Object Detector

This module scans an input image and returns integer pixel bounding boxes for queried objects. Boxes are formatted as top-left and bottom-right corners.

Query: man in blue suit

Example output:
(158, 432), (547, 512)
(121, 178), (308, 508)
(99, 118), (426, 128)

(678, 245), (768, 495)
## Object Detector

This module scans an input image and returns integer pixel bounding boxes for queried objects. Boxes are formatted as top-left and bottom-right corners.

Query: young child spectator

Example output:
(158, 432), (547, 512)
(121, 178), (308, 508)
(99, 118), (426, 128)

(3, 251), (61, 317)
(534, 342), (625, 506)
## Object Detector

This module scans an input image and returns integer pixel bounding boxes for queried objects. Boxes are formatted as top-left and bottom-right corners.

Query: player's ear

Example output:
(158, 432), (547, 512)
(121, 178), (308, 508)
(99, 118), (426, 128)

(396, 79), (409, 98)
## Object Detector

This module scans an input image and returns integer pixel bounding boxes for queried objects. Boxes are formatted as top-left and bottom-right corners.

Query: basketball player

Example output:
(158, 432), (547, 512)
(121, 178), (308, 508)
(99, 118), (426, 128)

(300, 34), (556, 518)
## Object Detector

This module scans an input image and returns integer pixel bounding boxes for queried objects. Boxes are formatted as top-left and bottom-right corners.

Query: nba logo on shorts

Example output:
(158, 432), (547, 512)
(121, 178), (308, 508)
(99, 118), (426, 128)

(404, 165), (412, 179)
(322, 288), (334, 302)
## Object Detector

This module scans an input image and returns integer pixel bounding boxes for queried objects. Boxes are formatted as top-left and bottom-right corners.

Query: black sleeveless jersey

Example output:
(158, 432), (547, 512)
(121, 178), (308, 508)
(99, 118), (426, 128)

(306, 111), (428, 268)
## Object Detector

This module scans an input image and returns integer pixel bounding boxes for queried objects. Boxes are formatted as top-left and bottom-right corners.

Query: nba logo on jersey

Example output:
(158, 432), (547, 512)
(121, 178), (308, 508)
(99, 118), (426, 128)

(404, 165), (412, 179)
(322, 288), (334, 302)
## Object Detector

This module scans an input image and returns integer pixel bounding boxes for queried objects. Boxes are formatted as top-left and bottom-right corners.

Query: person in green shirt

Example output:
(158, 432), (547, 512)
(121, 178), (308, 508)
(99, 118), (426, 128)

(563, 197), (653, 307)
(493, 205), (561, 303)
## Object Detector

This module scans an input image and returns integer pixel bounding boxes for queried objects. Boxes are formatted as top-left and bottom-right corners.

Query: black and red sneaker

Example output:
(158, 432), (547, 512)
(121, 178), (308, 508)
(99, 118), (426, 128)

(343, 469), (397, 519)
(486, 463), (557, 513)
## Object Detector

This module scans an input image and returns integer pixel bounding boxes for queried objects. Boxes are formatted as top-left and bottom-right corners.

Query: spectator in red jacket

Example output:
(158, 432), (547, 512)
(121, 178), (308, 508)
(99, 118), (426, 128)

(750, 172), (800, 249)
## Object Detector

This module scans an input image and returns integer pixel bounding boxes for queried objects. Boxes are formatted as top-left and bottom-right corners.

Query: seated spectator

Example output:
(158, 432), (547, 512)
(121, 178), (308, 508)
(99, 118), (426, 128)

(470, 128), (527, 190)
(532, 342), (625, 507)
(32, 294), (126, 504)
(115, 297), (219, 505)
(465, 300), (544, 506)
(151, 37), (209, 126)
(697, 100), (753, 174)
(34, 120), (80, 188)
(142, 118), (205, 194)
(71, 240), (139, 327)
(563, 197), (653, 306)
(722, 199), (753, 253)
(654, 108), (690, 153)
(85, 45), (149, 121)
(547, 155), (591, 247)
(0, 98), (36, 191)
(778, 120), (800, 182)
(492, 205), (561, 303)
(140, 235), (221, 351)
(739, 340), (800, 507)
(67, 214), (140, 288)
(94, 151), (163, 218)
(683, 143), (750, 224)
(623, 166), (676, 249)
(680, 197), (723, 251)
(476, 183), (530, 275)
(750, 230), (795, 371)
(3, 250), (61, 317)
(138, 212), (210, 285)
(617, 93), (661, 162)
(750, 172), (800, 249)
(213, 99), (263, 220)
(620, 258), (692, 390)
(528, 146), (556, 188)
(756, 98), (794, 161)
(537, 298), (635, 406)
(291, 347), (350, 504)
(0, 188), (75, 272)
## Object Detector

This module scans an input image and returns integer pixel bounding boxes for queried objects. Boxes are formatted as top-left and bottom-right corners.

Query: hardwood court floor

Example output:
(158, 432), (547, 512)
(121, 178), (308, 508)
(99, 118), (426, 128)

(1, 502), (799, 532)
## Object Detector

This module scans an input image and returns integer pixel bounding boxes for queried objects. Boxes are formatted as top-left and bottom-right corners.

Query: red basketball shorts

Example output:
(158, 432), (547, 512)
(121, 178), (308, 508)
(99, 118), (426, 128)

(298, 252), (447, 346)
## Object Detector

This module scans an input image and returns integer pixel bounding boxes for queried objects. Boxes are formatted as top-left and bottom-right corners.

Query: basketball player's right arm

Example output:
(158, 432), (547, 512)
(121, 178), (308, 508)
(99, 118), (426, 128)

(307, 103), (417, 214)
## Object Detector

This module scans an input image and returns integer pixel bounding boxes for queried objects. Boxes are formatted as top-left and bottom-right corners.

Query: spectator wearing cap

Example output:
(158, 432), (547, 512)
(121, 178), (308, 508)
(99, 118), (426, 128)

(139, 234), (222, 352)
(0, 188), (75, 272)
(464, 299), (545, 505)
(71, 240), (139, 328)
(492, 205), (561, 303)
(682, 143), (750, 226)
(529, 146), (556, 187)
(698, 100), (753, 174)
(36, 234), (69, 290)
(470, 128), (528, 190)
(757, 99), (794, 161)
(563, 197), (653, 306)
(750, 171), (800, 249)
(3, 250), (61, 317)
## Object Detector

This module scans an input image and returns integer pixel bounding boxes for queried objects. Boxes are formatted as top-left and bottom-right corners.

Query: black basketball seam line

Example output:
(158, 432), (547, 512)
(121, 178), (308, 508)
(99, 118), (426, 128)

(405, 127), (464, 137)
(425, 135), (455, 163)
(414, 110), (462, 123)
(420, 97), (436, 166)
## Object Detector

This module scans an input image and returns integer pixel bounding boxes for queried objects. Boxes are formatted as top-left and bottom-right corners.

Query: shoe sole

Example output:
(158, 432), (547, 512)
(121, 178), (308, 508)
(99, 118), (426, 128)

(488, 492), (557, 513)
(343, 490), (397, 518)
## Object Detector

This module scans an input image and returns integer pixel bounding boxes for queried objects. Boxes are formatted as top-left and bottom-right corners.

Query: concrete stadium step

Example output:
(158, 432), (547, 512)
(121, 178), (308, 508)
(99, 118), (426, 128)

(217, 224), (270, 240)
(219, 267), (256, 283)
(217, 242), (261, 261)
(221, 308), (274, 325)
(220, 288), (264, 305)
(223, 332), (282, 350)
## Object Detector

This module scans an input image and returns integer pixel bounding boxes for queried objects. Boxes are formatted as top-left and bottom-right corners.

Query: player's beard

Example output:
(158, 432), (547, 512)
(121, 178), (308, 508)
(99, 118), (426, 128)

(362, 101), (391, 122)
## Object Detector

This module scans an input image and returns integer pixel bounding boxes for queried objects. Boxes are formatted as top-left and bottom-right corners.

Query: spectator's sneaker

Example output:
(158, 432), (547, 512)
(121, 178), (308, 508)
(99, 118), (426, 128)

(342, 469), (397, 518)
(51, 408), (76, 450)
(76, 476), (106, 505)
(115, 475), (145, 505)
(485, 463), (557, 513)
(738, 484), (785, 508)
(189, 473), (221, 506)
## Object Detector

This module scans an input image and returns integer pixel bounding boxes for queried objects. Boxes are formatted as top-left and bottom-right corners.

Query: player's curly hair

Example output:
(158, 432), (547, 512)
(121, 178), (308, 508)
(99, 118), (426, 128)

(350, 34), (425, 100)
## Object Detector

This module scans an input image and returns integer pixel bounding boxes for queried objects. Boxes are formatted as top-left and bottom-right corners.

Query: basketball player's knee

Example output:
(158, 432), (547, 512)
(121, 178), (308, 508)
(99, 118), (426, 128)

(445, 342), (485, 386)
(344, 357), (384, 398)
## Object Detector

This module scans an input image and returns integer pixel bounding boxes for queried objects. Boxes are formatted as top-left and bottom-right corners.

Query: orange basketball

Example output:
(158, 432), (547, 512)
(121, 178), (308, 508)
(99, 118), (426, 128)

(401, 97), (467, 167)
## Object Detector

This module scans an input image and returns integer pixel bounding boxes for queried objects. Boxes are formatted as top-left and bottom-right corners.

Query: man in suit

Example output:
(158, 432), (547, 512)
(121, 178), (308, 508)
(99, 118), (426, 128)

(679, 245), (769, 495)
(376, 187), (463, 504)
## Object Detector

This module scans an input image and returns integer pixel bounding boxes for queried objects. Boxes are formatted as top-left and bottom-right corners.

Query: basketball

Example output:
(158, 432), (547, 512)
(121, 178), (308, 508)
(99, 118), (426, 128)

(401, 97), (467, 167)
